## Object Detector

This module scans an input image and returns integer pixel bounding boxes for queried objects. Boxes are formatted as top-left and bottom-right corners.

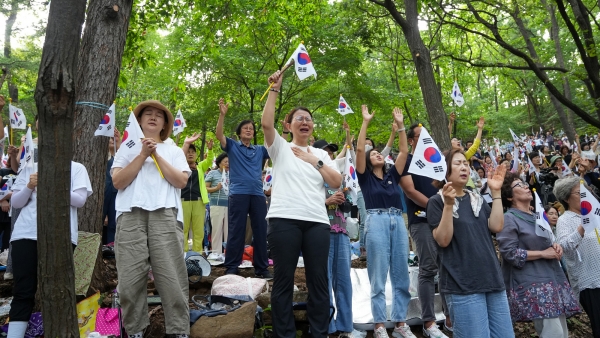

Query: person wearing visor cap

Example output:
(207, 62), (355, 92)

(111, 100), (191, 338)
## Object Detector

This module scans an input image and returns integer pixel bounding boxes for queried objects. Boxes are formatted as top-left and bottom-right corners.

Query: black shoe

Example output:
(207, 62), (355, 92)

(255, 271), (273, 280)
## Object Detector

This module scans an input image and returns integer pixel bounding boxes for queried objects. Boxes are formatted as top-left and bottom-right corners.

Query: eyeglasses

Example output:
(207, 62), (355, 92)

(293, 116), (313, 123)
(511, 182), (529, 190)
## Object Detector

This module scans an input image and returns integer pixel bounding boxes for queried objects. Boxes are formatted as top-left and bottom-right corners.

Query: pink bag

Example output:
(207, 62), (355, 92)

(95, 308), (121, 336)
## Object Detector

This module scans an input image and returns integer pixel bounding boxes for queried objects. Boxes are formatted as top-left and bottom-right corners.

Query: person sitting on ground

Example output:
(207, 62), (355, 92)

(553, 177), (600, 338)
(357, 106), (416, 338)
(112, 100), (190, 338)
(262, 69), (342, 338)
(497, 172), (579, 337)
(427, 151), (514, 338)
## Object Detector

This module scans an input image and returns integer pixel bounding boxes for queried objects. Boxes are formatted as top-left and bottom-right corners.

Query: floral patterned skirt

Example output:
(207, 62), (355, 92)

(507, 280), (581, 322)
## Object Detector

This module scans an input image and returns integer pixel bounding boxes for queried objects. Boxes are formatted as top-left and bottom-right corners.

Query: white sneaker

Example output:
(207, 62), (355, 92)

(423, 324), (448, 338)
(3, 272), (12, 280)
(392, 323), (417, 338)
(374, 326), (389, 338)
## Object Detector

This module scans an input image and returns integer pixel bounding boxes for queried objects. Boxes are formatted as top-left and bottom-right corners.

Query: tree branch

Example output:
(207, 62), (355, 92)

(440, 54), (569, 72)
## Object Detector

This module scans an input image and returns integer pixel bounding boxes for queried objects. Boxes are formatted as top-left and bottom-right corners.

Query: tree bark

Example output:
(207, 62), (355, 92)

(371, 0), (451, 149)
(35, 0), (86, 335)
(72, 0), (133, 295)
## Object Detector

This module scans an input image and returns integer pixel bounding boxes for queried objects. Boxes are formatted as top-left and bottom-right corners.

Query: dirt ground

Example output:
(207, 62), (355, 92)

(0, 255), (592, 338)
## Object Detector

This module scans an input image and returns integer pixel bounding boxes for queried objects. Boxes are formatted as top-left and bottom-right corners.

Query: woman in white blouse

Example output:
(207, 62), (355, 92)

(553, 177), (600, 337)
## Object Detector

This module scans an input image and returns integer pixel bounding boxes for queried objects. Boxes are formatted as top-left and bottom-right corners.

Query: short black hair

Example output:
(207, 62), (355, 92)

(407, 123), (421, 139)
(188, 144), (196, 152)
(215, 152), (228, 168)
(236, 120), (255, 137)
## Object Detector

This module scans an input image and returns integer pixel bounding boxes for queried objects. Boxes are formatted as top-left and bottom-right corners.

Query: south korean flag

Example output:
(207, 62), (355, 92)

(408, 126), (446, 181)
(579, 180), (600, 234)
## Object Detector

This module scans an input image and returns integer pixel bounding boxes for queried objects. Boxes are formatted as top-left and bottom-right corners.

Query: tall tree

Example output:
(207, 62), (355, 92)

(369, 0), (452, 149)
(35, 0), (86, 335)
(72, 0), (133, 294)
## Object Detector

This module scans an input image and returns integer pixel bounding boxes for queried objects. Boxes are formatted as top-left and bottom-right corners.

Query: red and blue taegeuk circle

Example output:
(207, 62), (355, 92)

(349, 165), (356, 180)
(581, 201), (592, 216)
(174, 119), (182, 127)
(424, 147), (442, 163)
(1, 184), (7, 191)
(339, 102), (347, 109)
(13, 112), (18, 121)
(100, 114), (110, 125)
(122, 131), (129, 142)
(543, 211), (549, 223)
(19, 148), (25, 160)
(297, 52), (311, 65)
(265, 175), (272, 182)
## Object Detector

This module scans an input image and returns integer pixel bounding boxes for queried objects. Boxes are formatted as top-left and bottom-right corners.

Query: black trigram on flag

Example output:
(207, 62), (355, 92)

(298, 67), (307, 72)
(581, 192), (587, 198)
(536, 213), (541, 219)
(415, 160), (425, 169)
(595, 208), (600, 216)
(423, 138), (433, 145)
(433, 166), (444, 173)
(583, 218), (590, 225)
(125, 140), (136, 148)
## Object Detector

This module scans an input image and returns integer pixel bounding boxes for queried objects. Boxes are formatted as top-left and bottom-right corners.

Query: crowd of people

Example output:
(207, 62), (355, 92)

(0, 70), (599, 338)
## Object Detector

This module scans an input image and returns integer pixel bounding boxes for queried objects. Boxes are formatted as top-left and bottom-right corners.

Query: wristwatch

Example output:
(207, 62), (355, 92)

(315, 160), (324, 170)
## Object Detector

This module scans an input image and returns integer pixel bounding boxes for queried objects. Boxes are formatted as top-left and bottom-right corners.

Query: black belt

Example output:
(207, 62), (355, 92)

(182, 197), (202, 201)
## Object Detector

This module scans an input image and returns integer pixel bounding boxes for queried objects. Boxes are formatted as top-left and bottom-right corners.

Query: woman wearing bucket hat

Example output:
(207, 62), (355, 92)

(111, 100), (191, 338)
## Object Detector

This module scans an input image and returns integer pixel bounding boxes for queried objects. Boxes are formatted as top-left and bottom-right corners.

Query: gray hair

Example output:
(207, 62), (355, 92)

(553, 176), (580, 209)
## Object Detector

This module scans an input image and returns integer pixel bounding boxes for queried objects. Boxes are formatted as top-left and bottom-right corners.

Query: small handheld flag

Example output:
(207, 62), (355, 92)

(221, 170), (229, 195)
(451, 81), (465, 107)
(0, 176), (13, 200)
(344, 147), (358, 204)
(385, 155), (395, 166)
(9, 103), (26, 130)
(338, 95), (354, 116)
(533, 189), (555, 241)
(263, 167), (273, 191)
(408, 126), (446, 180)
(94, 103), (116, 137)
(579, 180), (600, 234)
(287, 42), (317, 81)
(172, 109), (187, 136)
(17, 126), (34, 175)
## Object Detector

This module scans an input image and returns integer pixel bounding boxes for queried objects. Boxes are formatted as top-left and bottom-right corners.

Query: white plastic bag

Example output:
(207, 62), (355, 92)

(346, 217), (359, 240)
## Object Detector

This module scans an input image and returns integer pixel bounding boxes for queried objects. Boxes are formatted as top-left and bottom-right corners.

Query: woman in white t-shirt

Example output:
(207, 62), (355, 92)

(261, 70), (342, 338)
(111, 100), (191, 338)
(7, 160), (92, 338)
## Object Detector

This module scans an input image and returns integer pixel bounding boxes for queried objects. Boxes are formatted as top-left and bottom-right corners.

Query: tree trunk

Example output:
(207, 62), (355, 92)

(375, 0), (451, 149)
(72, 0), (133, 294)
(35, 0), (86, 335)
(513, 8), (576, 142)
(544, 0), (577, 139)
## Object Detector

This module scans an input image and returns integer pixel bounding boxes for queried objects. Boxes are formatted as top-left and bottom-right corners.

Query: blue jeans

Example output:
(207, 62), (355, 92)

(365, 208), (411, 323)
(328, 233), (353, 334)
(357, 191), (367, 249)
(445, 291), (515, 338)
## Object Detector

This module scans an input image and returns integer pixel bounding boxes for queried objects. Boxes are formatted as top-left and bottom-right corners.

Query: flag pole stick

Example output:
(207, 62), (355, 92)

(259, 60), (295, 102)
(8, 98), (12, 146)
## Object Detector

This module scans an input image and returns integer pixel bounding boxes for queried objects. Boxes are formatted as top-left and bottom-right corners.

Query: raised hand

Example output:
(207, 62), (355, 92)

(268, 70), (284, 90)
(218, 98), (229, 116)
(392, 107), (404, 126)
(487, 164), (507, 192)
(207, 138), (214, 150)
(184, 132), (202, 145)
(113, 126), (121, 140)
(343, 120), (350, 132)
(476, 116), (485, 129)
(449, 112), (456, 122)
(7, 145), (18, 157)
(361, 105), (375, 122)
(441, 182), (456, 206)
(392, 122), (399, 133)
